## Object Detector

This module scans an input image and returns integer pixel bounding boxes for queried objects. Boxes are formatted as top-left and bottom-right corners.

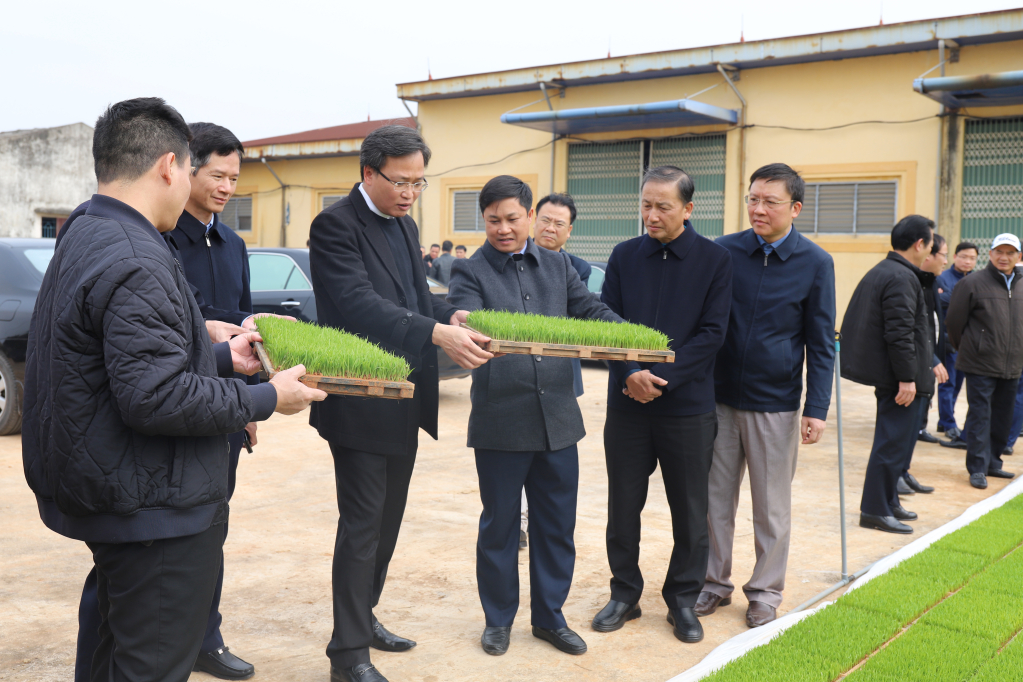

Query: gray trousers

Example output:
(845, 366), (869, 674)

(704, 403), (800, 609)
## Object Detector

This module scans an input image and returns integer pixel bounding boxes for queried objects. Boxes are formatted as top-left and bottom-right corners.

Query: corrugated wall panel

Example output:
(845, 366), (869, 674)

(566, 141), (643, 260)
(962, 117), (1023, 267)
(649, 135), (726, 238)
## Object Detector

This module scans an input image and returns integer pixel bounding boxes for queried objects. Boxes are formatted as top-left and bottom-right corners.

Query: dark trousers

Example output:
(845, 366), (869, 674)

(1006, 377), (1023, 449)
(84, 523), (224, 682)
(938, 351), (965, 431)
(475, 445), (579, 629)
(963, 373), (1019, 475)
(75, 433), (244, 682)
(861, 390), (925, 516)
(603, 408), (717, 610)
(326, 443), (417, 669)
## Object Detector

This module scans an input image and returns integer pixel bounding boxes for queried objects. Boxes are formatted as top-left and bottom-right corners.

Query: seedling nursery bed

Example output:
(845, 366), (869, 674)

(255, 318), (414, 400)
(464, 310), (674, 363)
(699, 492), (1023, 682)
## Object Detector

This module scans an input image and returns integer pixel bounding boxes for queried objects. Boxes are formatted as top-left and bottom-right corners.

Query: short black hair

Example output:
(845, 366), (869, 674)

(188, 122), (243, 173)
(536, 193), (577, 224)
(442, 240), (453, 252)
(749, 163), (805, 204)
(455, 245), (467, 251)
(479, 175), (533, 215)
(642, 166), (695, 204)
(955, 241), (979, 255)
(360, 124), (431, 178)
(93, 97), (192, 184)
(891, 215), (934, 251)
(931, 233), (946, 255)
(430, 243), (440, 249)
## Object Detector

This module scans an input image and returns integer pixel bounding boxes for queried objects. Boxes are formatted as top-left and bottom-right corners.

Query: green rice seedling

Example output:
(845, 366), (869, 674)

(837, 569), (951, 623)
(898, 548), (989, 592)
(921, 577), (1023, 641)
(771, 604), (902, 672)
(465, 310), (670, 350)
(930, 522), (1023, 561)
(971, 631), (1023, 682)
(256, 317), (411, 382)
(845, 623), (995, 682)
(965, 546), (1023, 599)
(701, 640), (840, 682)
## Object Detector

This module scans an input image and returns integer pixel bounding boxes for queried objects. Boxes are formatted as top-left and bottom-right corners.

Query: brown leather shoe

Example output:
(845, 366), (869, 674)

(745, 601), (777, 628)
(694, 591), (731, 617)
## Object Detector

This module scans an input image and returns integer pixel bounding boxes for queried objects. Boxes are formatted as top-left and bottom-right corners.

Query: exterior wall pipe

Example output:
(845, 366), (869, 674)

(540, 83), (556, 194)
(261, 157), (288, 247)
(914, 69), (1023, 93)
(717, 64), (747, 231)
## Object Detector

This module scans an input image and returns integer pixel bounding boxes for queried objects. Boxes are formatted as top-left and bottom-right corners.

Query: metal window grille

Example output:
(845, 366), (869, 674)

(453, 190), (483, 231)
(41, 217), (57, 239)
(566, 140), (644, 260)
(221, 197), (252, 232)
(649, 135), (727, 238)
(793, 182), (897, 235)
(321, 195), (345, 212)
(961, 116), (1023, 268)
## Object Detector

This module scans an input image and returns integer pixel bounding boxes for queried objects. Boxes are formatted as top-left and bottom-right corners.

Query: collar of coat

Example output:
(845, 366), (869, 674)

(348, 183), (422, 296)
(886, 250), (927, 279)
(638, 220), (697, 260)
(741, 225), (800, 261)
(480, 237), (542, 273)
(984, 259), (1023, 288)
(85, 194), (165, 248)
(173, 209), (223, 245)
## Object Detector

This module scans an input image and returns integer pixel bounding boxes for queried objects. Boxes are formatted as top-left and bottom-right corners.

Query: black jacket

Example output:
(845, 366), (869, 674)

(308, 185), (457, 456)
(945, 261), (1023, 380)
(22, 195), (277, 544)
(601, 225), (733, 416)
(840, 252), (935, 396)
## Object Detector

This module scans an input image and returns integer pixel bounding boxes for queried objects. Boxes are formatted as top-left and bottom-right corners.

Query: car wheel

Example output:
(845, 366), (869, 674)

(0, 351), (22, 436)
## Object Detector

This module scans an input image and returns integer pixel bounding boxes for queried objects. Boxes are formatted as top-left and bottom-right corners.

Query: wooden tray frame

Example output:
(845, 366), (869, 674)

(463, 325), (674, 363)
(254, 342), (415, 400)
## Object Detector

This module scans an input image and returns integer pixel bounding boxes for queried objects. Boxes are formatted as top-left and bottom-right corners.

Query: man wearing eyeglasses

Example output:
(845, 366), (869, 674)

(697, 163), (835, 628)
(533, 193), (591, 288)
(308, 125), (493, 682)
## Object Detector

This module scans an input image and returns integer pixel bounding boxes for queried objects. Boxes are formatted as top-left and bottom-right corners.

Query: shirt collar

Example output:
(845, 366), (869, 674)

(85, 194), (165, 248)
(173, 209), (220, 244)
(358, 184), (394, 220)
(638, 221), (697, 260)
(481, 237), (540, 273)
(746, 226), (798, 260)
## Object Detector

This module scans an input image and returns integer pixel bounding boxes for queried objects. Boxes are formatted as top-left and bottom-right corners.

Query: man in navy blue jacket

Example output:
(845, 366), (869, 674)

(591, 166), (732, 645)
(935, 242), (978, 444)
(697, 164), (835, 628)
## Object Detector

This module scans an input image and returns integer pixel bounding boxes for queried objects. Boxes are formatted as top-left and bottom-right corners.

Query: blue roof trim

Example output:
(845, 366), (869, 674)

(501, 99), (738, 135)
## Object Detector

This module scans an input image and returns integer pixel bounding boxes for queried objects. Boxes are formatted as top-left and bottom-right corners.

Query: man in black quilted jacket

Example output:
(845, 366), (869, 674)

(22, 97), (325, 682)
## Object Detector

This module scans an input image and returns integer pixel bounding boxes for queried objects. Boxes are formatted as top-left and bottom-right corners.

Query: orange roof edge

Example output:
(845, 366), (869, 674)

(243, 117), (416, 147)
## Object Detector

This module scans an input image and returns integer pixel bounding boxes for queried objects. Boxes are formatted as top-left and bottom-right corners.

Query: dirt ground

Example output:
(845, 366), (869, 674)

(1, 367), (1011, 682)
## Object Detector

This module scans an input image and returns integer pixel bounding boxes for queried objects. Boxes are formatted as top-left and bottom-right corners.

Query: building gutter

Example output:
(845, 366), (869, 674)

(914, 68), (1023, 95)
(717, 64), (747, 231)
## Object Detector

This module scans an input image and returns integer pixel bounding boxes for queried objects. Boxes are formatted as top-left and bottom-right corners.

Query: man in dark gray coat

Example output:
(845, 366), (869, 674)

(447, 175), (622, 658)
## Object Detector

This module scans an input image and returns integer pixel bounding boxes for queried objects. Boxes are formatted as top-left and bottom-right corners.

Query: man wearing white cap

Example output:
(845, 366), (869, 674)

(945, 233), (1023, 489)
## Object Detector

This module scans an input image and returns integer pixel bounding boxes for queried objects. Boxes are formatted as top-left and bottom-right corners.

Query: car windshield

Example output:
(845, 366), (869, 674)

(18, 246), (55, 276)
(588, 266), (605, 295)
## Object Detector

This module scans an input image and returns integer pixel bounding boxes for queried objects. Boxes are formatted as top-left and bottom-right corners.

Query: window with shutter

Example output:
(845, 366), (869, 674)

(453, 190), (483, 231)
(793, 181), (896, 235)
(321, 195), (344, 212)
(221, 197), (252, 232)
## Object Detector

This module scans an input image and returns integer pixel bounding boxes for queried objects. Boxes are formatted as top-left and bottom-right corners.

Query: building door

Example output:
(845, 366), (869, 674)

(961, 116), (1023, 267)
(649, 134), (727, 238)
(566, 140), (643, 261)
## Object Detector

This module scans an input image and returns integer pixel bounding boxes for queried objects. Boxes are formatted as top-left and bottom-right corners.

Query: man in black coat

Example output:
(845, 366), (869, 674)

(307, 125), (493, 682)
(23, 98), (324, 682)
(841, 215), (941, 534)
(592, 166), (733, 645)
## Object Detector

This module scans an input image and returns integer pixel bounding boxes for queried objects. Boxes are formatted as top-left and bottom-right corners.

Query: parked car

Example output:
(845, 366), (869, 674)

(587, 261), (607, 296)
(0, 238), (56, 435)
(248, 247), (470, 380)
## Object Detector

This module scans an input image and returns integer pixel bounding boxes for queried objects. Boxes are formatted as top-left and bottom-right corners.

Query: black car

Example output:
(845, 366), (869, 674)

(0, 238), (56, 435)
(248, 247), (470, 381)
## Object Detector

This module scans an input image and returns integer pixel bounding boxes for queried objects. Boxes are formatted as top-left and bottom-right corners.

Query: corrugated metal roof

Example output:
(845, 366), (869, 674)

(242, 117), (416, 147)
(396, 10), (1023, 102)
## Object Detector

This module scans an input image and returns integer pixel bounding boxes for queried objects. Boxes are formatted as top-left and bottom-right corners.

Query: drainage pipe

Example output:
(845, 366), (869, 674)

(261, 157), (288, 247)
(717, 64), (747, 229)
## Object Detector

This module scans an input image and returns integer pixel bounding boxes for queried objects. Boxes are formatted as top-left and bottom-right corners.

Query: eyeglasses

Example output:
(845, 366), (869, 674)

(745, 196), (796, 210)
(538, 216), (570, 230)
(376, 169), (429, 193)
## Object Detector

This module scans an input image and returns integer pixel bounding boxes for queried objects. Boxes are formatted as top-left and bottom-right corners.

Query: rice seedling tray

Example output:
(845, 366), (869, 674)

(462, 325), (674, 363)
(254, 341), (415, 400)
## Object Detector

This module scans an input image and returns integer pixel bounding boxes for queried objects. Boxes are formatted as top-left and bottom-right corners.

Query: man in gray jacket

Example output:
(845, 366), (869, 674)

(447, 175), (622, 658)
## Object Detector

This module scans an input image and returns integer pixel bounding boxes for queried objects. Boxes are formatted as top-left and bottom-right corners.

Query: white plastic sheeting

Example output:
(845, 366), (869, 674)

(669, 477), (1023, 682)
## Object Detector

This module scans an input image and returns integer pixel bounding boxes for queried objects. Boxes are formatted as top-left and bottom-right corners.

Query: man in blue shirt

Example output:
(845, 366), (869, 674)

(697, 164), (835, 628)
(935, 242), (978, 446)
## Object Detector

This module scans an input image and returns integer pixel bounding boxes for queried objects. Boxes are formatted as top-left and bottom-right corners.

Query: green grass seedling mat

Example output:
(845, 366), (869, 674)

(464, 310), (674, 362)
(255, 317), (414, 399)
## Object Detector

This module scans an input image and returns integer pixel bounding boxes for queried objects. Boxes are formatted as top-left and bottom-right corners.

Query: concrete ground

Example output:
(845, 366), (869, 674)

(1, 367), (1011, 682)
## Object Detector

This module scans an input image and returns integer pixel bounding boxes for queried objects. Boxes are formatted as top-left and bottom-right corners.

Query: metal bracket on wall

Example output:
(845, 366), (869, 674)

(718, 63), (740, 82)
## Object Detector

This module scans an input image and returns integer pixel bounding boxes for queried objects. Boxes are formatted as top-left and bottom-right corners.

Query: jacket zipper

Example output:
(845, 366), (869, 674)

(737, 250), (770, 402)
(205, 231), (216, 302)
(653, 247), (668, 329)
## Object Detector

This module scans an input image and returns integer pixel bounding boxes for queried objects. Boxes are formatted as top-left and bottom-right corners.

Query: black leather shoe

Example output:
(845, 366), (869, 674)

(1003, 446), (1014, 456)
(370, 615), (416, 652)
(193, 647), (254, 680)
(937, 424), (945, 433)
(918, 430), (939, 444)
(940, 436), (968, 450)
(666, 608), (704, 643)
(904, 473), (935, 494)
(988, 468), (1015, 479)
(330, 663), (388, 682)
(896, 477), (915, 496)
(859, 513), (912, 534)
(892, 504), (918, 521)
(945, 426), (961, 439)
(481, 626), (511, 655)
(519, 529), (527, 550)
(591, 600), (641, 632)
(532, 626), (587, 654)
(694, 591), (732, 617)
(970, 473), (988, 489)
